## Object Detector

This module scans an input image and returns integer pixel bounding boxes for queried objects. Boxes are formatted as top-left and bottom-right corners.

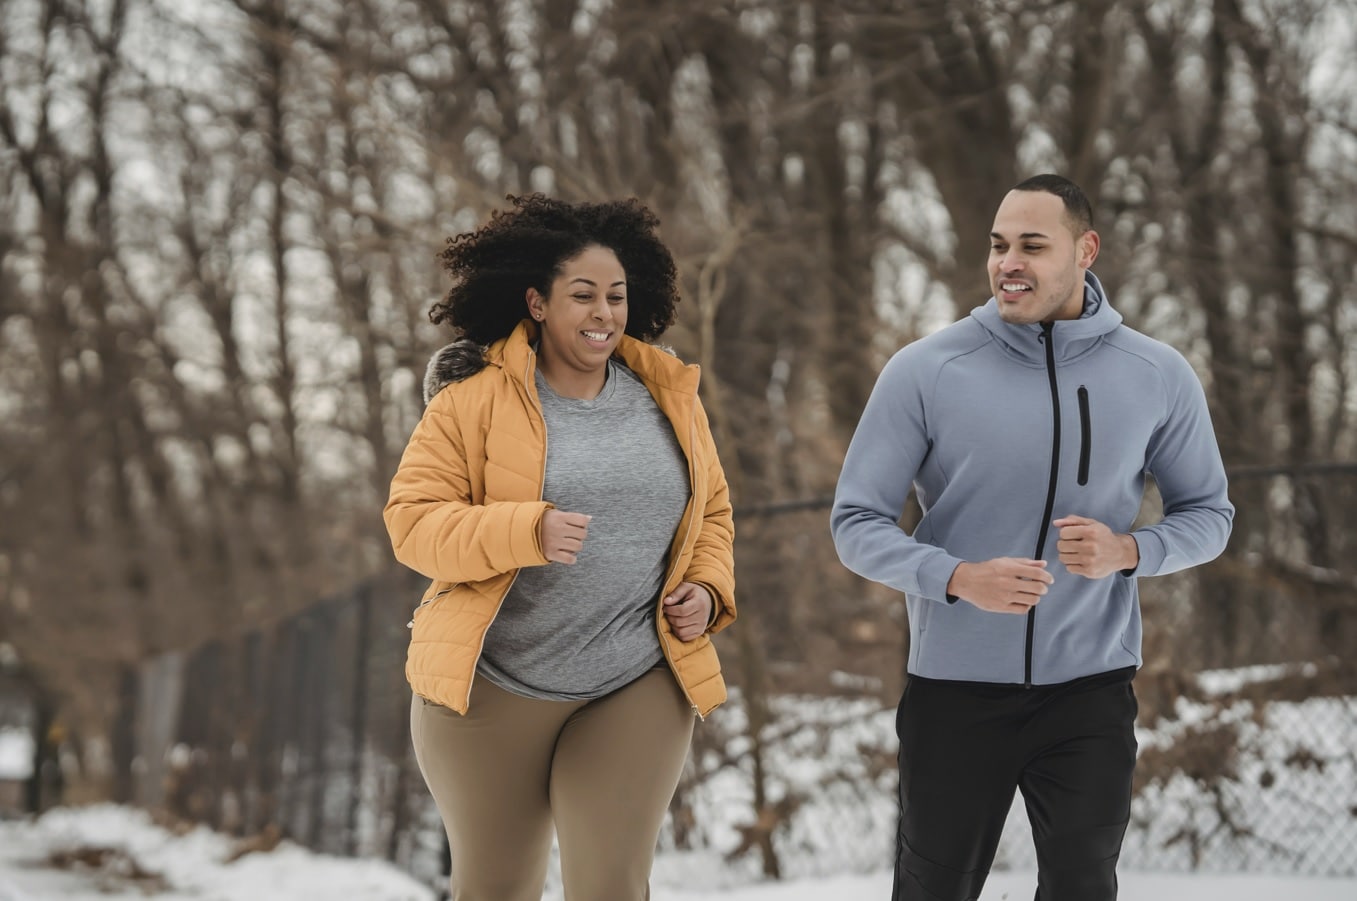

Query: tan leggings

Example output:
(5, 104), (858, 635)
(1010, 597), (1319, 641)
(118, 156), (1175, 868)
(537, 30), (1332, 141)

(410, 667), (696, 901)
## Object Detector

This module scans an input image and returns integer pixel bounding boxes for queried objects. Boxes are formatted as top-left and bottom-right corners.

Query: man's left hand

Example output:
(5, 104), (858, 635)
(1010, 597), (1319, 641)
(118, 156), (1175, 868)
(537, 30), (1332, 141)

(663, 582), (713, 642)
(1053, 514), (1139, 579)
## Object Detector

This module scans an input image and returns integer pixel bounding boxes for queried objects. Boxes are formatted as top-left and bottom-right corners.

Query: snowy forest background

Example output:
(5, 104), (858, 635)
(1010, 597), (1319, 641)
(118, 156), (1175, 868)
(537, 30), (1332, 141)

(1, 0), (1356, 891)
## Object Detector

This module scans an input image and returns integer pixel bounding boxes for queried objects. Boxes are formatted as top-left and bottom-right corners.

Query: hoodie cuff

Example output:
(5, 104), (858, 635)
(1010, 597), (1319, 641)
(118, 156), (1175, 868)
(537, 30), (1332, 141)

(919, 553), (967, 604)
(1126, 530), (1165, 577)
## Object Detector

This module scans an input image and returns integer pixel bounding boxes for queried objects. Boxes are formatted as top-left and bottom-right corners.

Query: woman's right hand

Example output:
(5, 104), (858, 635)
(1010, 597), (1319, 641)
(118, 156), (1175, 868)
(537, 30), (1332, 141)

(539, 509), (591, 564)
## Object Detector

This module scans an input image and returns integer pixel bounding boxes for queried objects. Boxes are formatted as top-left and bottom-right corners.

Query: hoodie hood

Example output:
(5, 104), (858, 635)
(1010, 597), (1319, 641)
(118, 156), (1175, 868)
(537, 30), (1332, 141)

(970, 270), (1123, 367)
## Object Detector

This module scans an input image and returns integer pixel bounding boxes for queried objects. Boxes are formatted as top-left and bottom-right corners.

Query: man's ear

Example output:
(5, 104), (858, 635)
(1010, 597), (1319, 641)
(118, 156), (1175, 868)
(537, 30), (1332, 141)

(1078, 229), (1101, 269)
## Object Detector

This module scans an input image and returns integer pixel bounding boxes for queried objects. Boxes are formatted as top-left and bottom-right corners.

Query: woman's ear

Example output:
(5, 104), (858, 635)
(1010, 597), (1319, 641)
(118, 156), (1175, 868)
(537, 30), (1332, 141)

(525, 287), (545, 321)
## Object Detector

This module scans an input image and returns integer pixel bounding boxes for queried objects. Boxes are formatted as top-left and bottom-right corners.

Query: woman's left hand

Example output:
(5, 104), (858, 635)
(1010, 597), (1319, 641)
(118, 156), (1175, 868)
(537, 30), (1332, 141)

(663, 582), (713, 642)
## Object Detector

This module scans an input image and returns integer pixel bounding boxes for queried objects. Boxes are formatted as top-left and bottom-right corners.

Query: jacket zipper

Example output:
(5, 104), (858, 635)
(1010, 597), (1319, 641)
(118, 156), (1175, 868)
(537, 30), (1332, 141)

(1077, 385), (1091, 486)
(408, 586), (453, 629)
(463, 349), (549, 710)
(654, 399), (704, 719)
(1028, 322), (1062, 688)
(449, 349), (706, 716)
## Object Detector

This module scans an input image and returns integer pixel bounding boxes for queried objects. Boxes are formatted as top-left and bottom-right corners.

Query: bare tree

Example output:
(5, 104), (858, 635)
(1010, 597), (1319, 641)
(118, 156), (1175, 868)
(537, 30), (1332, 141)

(1, 1), (1354, 877)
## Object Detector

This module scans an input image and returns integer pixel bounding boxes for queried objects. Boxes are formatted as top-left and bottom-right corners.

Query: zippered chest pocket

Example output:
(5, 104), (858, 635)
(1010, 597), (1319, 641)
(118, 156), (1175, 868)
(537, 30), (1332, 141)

(1077, 385), (1091, 486)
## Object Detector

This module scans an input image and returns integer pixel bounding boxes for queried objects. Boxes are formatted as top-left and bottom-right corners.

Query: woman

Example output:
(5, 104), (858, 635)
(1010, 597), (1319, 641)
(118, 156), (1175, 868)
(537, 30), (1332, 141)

(384, 195), (736, 901)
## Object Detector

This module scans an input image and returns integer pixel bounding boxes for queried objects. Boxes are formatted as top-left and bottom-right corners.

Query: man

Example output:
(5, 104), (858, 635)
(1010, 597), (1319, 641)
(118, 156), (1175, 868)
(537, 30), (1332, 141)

(830, 174), (1233, 900)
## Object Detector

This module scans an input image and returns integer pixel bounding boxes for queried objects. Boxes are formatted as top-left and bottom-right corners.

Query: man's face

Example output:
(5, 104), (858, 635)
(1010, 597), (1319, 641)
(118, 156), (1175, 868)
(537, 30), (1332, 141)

(988, 190), (1099, 325)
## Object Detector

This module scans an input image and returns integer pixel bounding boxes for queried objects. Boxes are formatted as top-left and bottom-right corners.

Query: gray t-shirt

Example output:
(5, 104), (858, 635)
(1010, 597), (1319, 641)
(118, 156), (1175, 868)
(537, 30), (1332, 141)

(477, 359), (691, 700)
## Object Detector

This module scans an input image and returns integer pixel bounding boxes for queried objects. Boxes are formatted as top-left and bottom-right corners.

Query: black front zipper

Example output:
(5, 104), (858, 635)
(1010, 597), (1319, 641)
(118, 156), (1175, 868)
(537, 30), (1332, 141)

(1028, 322), (1063, 688)
(1077, 386), (1091, 486)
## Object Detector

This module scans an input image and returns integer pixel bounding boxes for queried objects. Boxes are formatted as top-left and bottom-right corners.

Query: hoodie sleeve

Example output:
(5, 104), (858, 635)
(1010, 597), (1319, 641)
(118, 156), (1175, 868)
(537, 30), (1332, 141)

(830, 348), (965, 602)
(1129, 351), (1234, 575)
(384, 387), (552, 583)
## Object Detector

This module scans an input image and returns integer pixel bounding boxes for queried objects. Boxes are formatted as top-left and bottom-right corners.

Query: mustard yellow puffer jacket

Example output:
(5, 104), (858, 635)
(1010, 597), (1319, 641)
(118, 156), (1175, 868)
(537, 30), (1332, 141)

(384, 320), (736, 716)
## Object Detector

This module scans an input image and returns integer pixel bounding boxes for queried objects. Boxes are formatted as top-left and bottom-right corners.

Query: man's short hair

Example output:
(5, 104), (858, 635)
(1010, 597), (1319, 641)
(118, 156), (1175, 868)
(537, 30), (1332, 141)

(1012, 174), (1094, 235)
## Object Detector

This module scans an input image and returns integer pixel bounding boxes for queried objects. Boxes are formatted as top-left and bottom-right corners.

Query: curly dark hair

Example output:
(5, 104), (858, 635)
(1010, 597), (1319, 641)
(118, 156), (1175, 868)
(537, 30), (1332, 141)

(430, 194), (681, 345)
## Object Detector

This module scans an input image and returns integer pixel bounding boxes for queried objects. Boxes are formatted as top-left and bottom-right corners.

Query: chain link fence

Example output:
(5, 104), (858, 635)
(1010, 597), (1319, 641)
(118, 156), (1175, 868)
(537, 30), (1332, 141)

(109, 466), (1357, 887)
(711, 465), (1357, 878)
(125, 569), (447, 885)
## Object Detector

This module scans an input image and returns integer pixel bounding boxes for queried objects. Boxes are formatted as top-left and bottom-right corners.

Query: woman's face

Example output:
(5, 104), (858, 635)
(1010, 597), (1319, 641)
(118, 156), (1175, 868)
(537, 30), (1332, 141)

(527, 244), (628, 379)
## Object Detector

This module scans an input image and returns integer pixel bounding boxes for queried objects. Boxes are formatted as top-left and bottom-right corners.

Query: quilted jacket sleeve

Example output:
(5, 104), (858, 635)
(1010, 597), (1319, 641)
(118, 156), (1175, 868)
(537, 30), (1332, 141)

(683, 396), (736, 634)
(384, 389), (552, 583)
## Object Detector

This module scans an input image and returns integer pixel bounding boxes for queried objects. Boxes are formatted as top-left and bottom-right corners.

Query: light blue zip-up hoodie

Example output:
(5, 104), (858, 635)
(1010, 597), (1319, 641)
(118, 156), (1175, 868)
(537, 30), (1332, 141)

(831, 272), (1234, 685)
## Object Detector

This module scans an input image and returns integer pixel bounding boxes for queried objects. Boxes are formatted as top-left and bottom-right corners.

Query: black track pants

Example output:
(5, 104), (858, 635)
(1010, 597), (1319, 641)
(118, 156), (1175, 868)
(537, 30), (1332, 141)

(892, 667), (1138, 901)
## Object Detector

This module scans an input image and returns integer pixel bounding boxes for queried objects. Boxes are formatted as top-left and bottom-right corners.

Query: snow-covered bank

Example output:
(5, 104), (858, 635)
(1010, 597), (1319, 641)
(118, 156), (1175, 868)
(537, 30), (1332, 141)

(2, 805), (1356, 900)
(0, 806), (432, 900)
(660, 870), (1357, 900)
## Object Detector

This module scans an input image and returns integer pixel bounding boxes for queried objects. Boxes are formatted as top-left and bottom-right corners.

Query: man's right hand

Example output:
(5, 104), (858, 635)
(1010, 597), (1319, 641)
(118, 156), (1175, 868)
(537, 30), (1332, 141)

(539, 510), (591, 564)
(946, 558), (1052, 614)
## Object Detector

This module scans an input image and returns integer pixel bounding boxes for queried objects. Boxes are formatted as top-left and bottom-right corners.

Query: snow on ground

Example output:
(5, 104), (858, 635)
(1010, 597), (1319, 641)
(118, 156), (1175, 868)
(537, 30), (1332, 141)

(0, 806), (432, 901)
(0, 729), (32, 781)
(660, 871), (1357, 900)
(2, 805), (1356, 901)
(2, 670), (1352, 898)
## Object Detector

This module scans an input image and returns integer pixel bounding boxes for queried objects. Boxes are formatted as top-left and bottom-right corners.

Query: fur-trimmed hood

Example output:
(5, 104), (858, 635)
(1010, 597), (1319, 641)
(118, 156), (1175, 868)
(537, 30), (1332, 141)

(423, 339), (490, 404)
